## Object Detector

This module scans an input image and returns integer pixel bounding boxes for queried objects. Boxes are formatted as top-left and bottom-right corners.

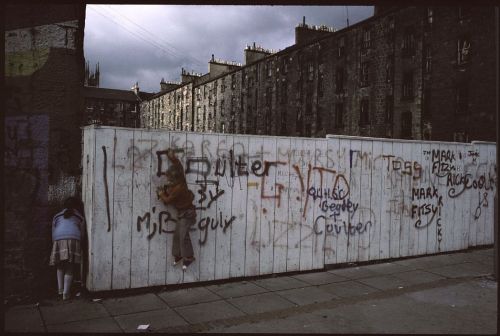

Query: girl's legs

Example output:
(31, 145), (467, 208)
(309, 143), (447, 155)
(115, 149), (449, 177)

(56, 263), (65, 295)
(63, 262), (74, 300)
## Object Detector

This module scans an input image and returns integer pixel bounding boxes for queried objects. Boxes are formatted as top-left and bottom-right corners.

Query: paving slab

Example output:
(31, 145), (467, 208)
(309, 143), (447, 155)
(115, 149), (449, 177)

(426, 262), (492, 278)
(275, 286), (339, 306)
(327, 266), (380, 279)
(251, 276), (309, 291)
(174, 300), (245, 324)
(46, 317), (122, 333)
(40, 299), (110, 325)
(5, 304), (45, 332)
(317, 280), (381, 298)
(395, 253), (464, 269)
(359, 262), (414, 275)
(205, 281), (268, 298)
(357, 274), (412, 291)
(227, 292), (296, 314)
(158, 287), (222, 307)
(101, 293), (168, 316)
(113, 307), (188, 332)
(391, 269), (446, 285)
(291, 271), (350, 285)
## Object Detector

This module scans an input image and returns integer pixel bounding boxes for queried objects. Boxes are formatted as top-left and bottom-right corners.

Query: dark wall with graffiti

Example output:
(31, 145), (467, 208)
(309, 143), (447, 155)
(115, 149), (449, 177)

(4, 3), (86, 300)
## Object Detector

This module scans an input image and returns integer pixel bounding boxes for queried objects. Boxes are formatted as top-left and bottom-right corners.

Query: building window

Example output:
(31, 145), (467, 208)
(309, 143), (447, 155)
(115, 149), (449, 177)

(231, 74), (236, 89)
(221, 79), (225, 93)
(426, 8), (433, 25)
(221, 122), (225, 133)
(385, 95), (394, 123)
(360, 62), (370, 87)
(401, 112), (412, 139)
(280, 80), (288, 103)
(231, 96), (236, 114)
(402, 71), (414, 100)
(386, 55), (394, 83)
(360, 99), (370, 126)
(220, 100), (225, 116)
(363, 29), (371, 49)
(337, 36), (345, 57)
(308, 62), (314, 81)
(402, 27), (415, 57)
(425, 46), (432, 73)
(318, 74), (324, 97)
(266, 87), (272, 106)
(335, 67), (344, 93)
(456, 84), (468, 115)
(457, 37), (471, 65)
(458, 7), (471, 20)
(335, 103), (344, 128)
(423, 89), (431, 120)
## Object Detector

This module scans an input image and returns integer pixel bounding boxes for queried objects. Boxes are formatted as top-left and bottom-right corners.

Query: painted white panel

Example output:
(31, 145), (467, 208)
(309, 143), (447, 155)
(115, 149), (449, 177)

(357, 140), (372, 262)
(334, 138), (350, 264)
(148, 131), (169, 286)
(259, 137), (277, 275)
(347, 139), (361, 262)
(130, 130), (152, 288)
(273, 138), (291, 273)
(214, 134), (233, 280)
(90, 128), (115, 291)
(369, 140), (383, 261)
(286, 137), (303, 272)
(230, 135), (249, 277)
(245, 136), (263, 276)
(379, 141), (393, 260)
(323, 137), (339, 265)
(299, 139), (316, 271)
(389, 141), (403, 258)
(312, 140), (328, 269)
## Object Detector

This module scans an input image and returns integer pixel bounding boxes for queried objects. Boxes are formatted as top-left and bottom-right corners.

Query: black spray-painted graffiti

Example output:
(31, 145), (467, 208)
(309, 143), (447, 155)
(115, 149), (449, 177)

(473, 192), (489, 220)
(136, 207), (236, 244)
(446, 172), (495, 198)
(102, 146), (111, 232)
(313, 215), (372, 237)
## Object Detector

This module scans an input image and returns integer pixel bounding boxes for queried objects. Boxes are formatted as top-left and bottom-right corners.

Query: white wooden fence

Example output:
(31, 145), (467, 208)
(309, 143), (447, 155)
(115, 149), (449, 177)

(82, 126), (496, 291)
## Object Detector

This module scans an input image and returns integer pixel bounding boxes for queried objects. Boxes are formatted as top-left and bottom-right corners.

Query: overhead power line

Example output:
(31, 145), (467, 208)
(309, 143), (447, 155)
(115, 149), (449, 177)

(102, 5), (206, 67)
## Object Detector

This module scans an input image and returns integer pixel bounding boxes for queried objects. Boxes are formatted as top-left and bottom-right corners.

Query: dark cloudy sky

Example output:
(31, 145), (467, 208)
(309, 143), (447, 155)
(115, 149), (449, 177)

(84, 5), (374, 93)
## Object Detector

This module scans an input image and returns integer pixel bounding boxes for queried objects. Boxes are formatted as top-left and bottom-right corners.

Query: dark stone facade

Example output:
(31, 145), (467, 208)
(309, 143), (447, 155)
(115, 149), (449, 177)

(141, 6), (496, 143)
(4, 3), (86, 300)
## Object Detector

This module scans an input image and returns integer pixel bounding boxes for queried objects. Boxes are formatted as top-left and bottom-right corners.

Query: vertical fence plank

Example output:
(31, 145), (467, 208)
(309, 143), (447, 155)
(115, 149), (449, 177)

(323, 138), (338, 264)
(334, 139), (350, 264)
(273, 138), (291, 273)
(259, 137), (277, 275)
(312, 140), (328, 269)
(379, 141), (393, 260)
(214, 134), (233, 280)
(230, 135), (249, 277)
(369, 140), (383, 261)
(245, 136), (263, 276)
(286, 137), (302, 272)
(357, 139), (372, 262)
(91, 128), (115, 291)
(299, 139), (316, 271)
(148, 130), (169, 286)
(347, 139), (361, 262)
(130, 130), (152, 288)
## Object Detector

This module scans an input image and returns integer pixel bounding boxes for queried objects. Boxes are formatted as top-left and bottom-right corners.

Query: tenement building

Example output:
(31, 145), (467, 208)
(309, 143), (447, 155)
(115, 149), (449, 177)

(83, 63), (153, 127)
(140, 6), (496, 142)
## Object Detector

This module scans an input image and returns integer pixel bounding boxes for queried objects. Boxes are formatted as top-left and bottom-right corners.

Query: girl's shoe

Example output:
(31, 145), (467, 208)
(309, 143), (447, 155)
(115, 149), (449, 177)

(182, 258), (194, 270)
(62, 293), (70, 301)
(173, 256), (182, 266)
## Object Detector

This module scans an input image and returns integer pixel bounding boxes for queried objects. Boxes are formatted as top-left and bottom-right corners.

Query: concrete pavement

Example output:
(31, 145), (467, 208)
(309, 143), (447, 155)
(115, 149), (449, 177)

(4, 247), (496, 333)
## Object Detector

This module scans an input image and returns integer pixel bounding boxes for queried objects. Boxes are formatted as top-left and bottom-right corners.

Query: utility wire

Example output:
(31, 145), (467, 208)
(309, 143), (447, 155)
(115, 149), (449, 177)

(89, 6), (205, 71)
(102, 5), (206, 67)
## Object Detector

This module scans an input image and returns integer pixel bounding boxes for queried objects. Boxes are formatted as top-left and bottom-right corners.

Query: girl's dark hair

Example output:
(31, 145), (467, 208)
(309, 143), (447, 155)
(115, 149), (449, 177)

(63, 197), (80, 218)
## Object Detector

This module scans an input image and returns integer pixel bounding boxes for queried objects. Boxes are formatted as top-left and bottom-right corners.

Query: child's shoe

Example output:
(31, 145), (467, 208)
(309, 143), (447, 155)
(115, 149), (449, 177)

(63, 293), (70, 301)
(182, 257), (194, 270)
(173, 256), (182, 266)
